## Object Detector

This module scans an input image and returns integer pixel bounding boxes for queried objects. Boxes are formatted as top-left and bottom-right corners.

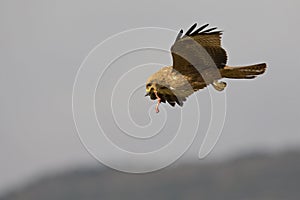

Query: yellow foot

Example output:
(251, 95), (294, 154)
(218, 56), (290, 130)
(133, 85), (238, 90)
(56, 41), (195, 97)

(212, 81), (227, 91)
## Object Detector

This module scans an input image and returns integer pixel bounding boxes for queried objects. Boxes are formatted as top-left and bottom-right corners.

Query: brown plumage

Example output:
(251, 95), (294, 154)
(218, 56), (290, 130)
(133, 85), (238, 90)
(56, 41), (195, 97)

(145, 23), (267, 113)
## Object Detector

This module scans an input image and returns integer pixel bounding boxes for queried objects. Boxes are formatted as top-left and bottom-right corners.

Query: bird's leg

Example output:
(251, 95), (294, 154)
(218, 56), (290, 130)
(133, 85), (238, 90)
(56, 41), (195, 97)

(154, 91), (161, 113)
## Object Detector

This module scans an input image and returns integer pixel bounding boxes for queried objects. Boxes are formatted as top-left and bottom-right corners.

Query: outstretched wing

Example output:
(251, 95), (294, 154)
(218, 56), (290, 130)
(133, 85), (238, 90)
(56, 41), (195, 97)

(171, 23), (227, 75)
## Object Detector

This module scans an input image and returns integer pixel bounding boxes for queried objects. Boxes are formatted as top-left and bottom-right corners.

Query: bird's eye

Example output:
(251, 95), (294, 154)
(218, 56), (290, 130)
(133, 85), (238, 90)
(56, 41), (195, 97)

(146, 83), (151, 88)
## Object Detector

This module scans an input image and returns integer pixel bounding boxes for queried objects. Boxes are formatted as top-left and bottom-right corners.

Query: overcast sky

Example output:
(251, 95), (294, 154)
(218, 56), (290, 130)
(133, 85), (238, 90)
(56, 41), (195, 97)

(1, 0), (300, 195)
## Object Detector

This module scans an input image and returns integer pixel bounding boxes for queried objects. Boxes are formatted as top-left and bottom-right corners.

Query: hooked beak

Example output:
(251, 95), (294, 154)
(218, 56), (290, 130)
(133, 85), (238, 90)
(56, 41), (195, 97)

(145, 87), (151, 97)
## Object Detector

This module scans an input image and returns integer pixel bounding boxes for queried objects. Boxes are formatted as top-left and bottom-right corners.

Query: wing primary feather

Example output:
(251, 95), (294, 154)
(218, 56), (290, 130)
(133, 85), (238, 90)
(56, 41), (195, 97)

(185, 23), (197, 36)
(202, 27), (217, 33)
(167, 101), (176, 107)
(175, 30), (183, 41)
(193, 23), (209, 34)
(177, 100), (184, 106)
(206, 31), (222, 35)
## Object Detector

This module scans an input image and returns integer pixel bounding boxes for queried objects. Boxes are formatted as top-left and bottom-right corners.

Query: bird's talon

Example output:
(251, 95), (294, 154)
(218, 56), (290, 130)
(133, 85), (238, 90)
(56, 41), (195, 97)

(154, 91), (161, 113)
(155, 105), (160, 113)
(155, 98), (161, 113)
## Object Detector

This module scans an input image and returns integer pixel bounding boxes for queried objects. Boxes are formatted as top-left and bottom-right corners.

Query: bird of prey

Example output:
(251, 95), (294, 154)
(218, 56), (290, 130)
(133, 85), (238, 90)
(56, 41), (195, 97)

(145, 23), (267, 113)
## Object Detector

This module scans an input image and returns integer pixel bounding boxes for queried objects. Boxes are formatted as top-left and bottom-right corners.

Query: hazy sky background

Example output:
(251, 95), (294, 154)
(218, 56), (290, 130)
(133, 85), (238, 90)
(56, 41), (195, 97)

(1, 0), (300, 195)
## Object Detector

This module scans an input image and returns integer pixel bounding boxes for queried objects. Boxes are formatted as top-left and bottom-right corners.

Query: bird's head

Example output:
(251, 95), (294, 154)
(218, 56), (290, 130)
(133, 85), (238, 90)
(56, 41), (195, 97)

(145, 82), (158, 100)
(145, 81), (171, 99)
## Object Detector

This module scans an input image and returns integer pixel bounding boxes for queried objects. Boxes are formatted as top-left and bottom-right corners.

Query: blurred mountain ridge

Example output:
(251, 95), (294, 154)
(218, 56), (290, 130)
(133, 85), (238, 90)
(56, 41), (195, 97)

(2, 150), (300, 200)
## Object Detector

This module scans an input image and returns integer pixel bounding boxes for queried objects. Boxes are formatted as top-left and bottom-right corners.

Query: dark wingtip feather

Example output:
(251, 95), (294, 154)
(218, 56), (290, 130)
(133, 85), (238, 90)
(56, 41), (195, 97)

(194, 23), (209, 33)
(206, 31), (223, 35)
(175, 29), (184, 41)
(174, 97), (184, 106)
(167, 101), (176, 107)
(176, 101), (183, 107)
(174, 23), (222, 43)
(202, 27), (218, 33)
(185, 23), (197, 36)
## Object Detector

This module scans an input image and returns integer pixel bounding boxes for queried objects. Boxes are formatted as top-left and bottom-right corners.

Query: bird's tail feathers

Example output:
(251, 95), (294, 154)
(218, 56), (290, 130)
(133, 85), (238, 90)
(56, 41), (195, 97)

(221, 63), (267, 79)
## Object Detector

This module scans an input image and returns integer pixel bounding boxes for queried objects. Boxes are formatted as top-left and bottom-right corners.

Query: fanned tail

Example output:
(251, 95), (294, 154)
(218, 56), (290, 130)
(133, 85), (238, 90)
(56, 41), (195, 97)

(221, 63), (267, 79)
